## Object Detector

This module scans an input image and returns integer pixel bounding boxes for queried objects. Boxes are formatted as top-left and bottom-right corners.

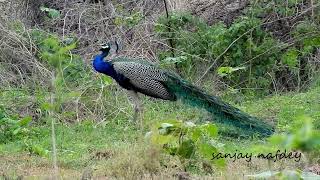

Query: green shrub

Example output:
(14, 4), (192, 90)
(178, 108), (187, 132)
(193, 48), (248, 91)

(156, 6), (320, 95)
(249, 115), (320, 179)
(0, 109), (32, 143)
(146, 120), (225, 172)
(156, 13), (283, 94)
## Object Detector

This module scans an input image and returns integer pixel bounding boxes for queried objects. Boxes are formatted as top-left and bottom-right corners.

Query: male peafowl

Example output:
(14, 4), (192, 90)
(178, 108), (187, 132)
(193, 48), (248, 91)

(93, 42), (274, 137)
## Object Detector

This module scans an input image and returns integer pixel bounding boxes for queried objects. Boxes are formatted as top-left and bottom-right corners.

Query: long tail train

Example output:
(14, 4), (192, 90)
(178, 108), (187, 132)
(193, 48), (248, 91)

(165, 73), (274, 137)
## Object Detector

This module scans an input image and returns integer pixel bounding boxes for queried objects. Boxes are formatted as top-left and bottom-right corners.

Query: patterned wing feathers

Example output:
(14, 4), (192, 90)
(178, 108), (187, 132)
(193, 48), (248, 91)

(113, 61), (175, 100)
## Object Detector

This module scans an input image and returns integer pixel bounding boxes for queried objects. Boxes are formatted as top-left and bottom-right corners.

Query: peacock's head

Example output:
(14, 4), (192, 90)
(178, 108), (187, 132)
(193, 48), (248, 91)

(99, 42), (111, 52)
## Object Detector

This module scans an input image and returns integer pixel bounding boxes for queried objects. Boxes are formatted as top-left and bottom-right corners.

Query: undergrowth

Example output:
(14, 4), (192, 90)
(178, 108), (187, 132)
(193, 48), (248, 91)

(1, 83), (319, 178)
(156, 1), (320, 96)
(1, 1), (320, 179)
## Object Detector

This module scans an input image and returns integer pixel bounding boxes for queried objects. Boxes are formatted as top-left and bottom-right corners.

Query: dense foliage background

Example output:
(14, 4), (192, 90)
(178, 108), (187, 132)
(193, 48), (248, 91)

(0, 0), (319, 179)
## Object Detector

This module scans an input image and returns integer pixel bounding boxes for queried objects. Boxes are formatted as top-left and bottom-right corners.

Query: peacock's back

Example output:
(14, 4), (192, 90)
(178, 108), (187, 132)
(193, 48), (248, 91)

(111, 58), (176, 100)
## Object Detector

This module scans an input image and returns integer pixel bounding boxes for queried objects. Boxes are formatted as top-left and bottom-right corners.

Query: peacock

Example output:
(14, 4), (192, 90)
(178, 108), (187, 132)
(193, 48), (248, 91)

(92, 42), (274, 137)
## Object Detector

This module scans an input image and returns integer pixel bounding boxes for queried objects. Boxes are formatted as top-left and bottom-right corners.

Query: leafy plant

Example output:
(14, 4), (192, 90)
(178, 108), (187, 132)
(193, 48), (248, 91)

(0, 109), (32, 144)
(40, 6), (61, 19)
(0, 111), (50, 157)
(246, 0), (307, 17)
(281, 48), (299, 69)
(217, 66), (246, 77)
(251, 115), (320, 179)
(39, 36), (77, 68)
(273, 116), (320, 154)
(113, 5), (143, 28)
(24, 140), (50, 157)
(254, 115), (320, 155)
(146, 120), (225, 171)
(156, 2), (320, 95)
(156, 13), (284, 94)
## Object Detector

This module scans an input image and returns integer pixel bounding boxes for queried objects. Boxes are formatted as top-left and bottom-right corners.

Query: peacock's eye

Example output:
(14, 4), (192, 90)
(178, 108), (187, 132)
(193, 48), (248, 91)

(99, 42), (109, 48)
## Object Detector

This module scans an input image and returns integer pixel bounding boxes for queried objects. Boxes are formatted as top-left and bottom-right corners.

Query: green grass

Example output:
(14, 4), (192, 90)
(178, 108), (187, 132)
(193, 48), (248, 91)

(242, 85), (320, 131)
(0, 85), (319, 178)
(0, 120), (139, 166)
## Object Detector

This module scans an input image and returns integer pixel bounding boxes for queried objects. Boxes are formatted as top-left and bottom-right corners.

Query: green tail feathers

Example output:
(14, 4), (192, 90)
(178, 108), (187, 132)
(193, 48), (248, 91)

(165, 73), (274, 137)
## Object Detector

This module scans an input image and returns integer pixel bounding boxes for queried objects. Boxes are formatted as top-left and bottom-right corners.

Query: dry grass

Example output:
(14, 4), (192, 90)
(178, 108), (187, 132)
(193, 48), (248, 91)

(0, 154), (81, 179)
(0, 22), (51, 88)
(35, 0), (167, 64)
(0, 147), (311, 179)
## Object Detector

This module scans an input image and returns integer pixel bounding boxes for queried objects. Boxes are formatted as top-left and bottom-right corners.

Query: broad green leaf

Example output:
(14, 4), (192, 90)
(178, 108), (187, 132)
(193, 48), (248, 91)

(41, 102), (54, 111)
(18, 116), (32, 127)
(177, 140), (195, 159)
(202, 123), (218, 138)
(209, 140), (225, 148)
(297, 116), (313, 140)
(198, 143), (217, 159)
(151, 134), (176, 145)
(101, 76), (113, 85)
(184, 121), (196, 127)
(1, 118), (17, 125)
(0, 111), (5, 120)
(268, 134), (288, 147)
(40, 6), (60, 19)
(281, 48), (299, 69)
(190, 128), (201, 141)
(162, 56), (187, 65)
(62, 37), (76, 45)
(58, 43), (77, 54)
(30, 144), (49, 157)
(158, 123), (176, 135)
(64, 43), (77, 51)
(217, 66), (246, 77)
(161, 123), (174, 129)
(217, 67), (233, 77)
(114, 17), (123, 26)
(12, 127), (21, 135)
(199, 143), (225, 167)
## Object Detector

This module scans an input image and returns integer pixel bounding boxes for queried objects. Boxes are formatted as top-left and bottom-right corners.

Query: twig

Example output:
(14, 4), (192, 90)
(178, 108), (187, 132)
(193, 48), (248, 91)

(311, 0), (314, 19)
(50, 72), (59, 179)
(163, 0), (175, 58)
(195, 31), (250, 85)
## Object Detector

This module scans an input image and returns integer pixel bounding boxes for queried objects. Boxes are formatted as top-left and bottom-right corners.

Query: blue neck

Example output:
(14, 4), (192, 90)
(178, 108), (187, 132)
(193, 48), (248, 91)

(92, 51), (117, 78)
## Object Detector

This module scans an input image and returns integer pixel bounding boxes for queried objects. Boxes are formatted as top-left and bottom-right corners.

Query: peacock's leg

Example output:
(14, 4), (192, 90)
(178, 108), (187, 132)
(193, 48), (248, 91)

(127, 90), (143, 128)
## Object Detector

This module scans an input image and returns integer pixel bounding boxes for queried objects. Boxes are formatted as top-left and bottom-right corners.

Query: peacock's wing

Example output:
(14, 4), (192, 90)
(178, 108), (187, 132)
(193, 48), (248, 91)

(112, 60), (176, 100)
(111, 57), (155, 66)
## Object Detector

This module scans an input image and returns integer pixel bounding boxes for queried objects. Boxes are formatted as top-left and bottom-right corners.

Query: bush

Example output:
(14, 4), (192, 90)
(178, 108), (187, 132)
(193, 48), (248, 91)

(146, 120), (225, 172)
(0, 109), (32, 144)
(156, 6), (320, 96)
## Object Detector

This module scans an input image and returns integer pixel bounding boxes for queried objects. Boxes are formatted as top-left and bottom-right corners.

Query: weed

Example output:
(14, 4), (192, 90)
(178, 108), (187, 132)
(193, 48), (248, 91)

(147, 119), (225, 173)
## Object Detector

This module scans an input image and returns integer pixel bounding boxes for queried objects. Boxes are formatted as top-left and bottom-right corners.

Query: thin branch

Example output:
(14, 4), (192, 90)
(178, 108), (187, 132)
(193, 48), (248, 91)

(163, 0), (175, 58)
(50, 72), (59, 180)
(195, 31), (250, 85)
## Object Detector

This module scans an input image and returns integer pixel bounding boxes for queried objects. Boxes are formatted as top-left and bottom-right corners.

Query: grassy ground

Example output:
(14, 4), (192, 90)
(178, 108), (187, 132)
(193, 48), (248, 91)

(1, 84), (319, 179)
(1, 1), (319, 179)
